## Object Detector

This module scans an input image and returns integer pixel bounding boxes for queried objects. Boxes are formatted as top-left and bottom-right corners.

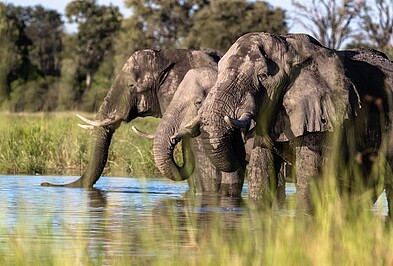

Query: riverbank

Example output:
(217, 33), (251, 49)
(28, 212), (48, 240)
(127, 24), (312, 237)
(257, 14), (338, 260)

(0, 112), (161, 177)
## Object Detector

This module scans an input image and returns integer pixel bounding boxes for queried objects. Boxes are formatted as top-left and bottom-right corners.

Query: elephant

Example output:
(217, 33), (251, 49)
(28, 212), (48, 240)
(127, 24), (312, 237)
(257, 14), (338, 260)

(132, 66), (245, 196)
(41, 48), (222, 188)
(193, 32), (393, 214)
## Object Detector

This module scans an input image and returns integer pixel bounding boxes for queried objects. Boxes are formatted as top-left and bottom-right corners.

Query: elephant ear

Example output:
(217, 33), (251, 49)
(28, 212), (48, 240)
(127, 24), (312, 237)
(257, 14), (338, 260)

(273, 62), (360, 142)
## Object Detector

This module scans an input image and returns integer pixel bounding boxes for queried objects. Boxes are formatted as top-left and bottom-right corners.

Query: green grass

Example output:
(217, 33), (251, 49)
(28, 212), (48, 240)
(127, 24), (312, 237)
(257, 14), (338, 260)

(0, 112), (161, 177)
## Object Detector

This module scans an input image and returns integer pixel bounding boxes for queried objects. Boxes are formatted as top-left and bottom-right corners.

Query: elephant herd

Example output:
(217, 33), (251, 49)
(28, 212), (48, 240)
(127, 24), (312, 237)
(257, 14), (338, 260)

(42, 32), (393, 217)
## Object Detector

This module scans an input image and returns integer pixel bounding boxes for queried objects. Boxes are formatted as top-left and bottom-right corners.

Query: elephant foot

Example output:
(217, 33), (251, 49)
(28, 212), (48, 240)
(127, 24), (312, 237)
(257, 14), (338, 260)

(219, 170), (245, 197)
(296, 187), (314, 215)
(219, 183), (243, 197)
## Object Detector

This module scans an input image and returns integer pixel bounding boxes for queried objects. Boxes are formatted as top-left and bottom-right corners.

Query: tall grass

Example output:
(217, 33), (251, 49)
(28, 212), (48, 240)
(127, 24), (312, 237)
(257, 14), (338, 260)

(0, 112), (161, 177)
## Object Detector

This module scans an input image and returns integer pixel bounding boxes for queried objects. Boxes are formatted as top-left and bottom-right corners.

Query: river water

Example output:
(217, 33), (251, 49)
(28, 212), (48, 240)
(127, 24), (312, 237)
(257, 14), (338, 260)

(0, 175), (388, 260)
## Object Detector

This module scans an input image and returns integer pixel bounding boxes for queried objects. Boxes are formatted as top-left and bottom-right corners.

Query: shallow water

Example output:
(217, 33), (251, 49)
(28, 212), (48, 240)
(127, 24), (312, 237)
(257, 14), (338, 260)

(0, 175), (388, 259)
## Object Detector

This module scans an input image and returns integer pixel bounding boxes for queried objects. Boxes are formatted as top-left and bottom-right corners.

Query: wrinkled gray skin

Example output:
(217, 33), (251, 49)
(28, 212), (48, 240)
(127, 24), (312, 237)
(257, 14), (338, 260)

(198, 32), (393, 215)
(152, 67), (244, 196)
(41, 49), (221, 188)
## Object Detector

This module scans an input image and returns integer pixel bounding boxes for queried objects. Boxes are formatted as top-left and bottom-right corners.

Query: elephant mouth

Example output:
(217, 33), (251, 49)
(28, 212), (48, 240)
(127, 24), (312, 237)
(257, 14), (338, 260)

(202, 129), (246, 172)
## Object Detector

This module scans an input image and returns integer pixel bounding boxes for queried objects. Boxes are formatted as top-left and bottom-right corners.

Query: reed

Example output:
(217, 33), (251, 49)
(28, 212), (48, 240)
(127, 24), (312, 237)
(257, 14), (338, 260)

(0, 112), (161, 177)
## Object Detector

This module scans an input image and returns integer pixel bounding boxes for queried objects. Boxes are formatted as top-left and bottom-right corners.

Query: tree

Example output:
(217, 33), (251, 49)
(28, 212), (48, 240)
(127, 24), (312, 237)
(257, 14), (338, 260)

(65, 0), (122, 95)
(0, 3), (20, 102)
(356, 0), (393, 55)
(123, 0), (209, 49)
(292, 0), (364, 49)
(113, 15), (155, 74)
(3, 4), (34, 83)
(24, 5), (63, 77)
(185, 0), (287, 51)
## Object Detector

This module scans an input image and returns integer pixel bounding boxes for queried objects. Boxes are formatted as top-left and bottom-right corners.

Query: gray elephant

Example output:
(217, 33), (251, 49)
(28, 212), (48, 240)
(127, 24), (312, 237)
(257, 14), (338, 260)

(194, 32), (393, 214)
(41, 48), (221, 188)
(133, 67), (245, 196)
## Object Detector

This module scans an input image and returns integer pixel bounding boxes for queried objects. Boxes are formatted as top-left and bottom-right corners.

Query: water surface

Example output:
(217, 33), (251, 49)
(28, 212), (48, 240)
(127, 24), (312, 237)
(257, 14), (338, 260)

(0, 175), (388, 259)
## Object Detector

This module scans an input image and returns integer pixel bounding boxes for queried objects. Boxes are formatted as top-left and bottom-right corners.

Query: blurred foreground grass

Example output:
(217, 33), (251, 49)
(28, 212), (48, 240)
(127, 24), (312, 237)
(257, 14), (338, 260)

(0, 179), (392, 265)
(0, 112), (161, 177)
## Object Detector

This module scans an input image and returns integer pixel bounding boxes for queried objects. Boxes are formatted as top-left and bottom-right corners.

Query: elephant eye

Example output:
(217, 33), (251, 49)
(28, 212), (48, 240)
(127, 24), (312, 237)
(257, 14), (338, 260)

(194, 99), (202, 109)
(258, 73), (268, 81)
(127, 83), (135, 89)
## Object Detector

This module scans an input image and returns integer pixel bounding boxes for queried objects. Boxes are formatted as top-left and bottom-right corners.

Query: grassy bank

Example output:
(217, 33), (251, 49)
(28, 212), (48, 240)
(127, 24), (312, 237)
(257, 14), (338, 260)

(0, 112), (161, 177)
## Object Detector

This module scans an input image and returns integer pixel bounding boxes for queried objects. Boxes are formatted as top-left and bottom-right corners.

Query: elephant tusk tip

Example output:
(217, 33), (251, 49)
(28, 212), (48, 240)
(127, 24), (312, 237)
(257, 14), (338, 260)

(132, 126), (155, 139)
(224, 115), (233, 127)
(77, 124), (94, 130)
(184, 116), (200, 130)
(170, 136), (177, 145)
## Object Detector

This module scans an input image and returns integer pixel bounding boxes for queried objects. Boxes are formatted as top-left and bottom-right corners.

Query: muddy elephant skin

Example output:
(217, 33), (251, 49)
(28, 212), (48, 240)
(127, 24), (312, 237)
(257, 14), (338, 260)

(198, 32), (393, 213)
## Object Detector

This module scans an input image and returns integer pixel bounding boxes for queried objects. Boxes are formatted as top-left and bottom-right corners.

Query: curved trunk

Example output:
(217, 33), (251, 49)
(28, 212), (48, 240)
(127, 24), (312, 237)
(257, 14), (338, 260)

(41, 126), (113, 188)
(153, 110), (195, 181)
(41, 71), (127, 188)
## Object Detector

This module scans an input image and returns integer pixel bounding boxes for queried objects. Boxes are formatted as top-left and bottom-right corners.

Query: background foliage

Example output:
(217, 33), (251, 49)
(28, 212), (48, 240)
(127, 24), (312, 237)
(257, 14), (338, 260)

(0, 0), (392, 112)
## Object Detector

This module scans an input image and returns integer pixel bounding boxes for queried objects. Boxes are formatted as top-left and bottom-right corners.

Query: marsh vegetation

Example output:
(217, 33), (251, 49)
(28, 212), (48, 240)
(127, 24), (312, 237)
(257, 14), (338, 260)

(0, 112), (160, 177)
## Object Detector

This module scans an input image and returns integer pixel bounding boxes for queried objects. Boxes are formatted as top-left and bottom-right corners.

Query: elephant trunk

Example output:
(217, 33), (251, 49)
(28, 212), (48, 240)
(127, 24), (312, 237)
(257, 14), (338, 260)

(153, 111), (195, 181)
(201, 125), (245, 173)
(200, 98), (246, 172)
(42, 125), (114, 188)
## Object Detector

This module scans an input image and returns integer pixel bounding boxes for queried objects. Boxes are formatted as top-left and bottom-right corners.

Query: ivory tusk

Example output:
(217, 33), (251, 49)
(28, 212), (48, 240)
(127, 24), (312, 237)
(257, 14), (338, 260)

(77, 124), (94, 130)
(170, 129), (191, 144)
(131, 126), (155, 139)
(76, 113), (119, 127)
(224, 112), (253, 129)
(184, 116), (201, 130)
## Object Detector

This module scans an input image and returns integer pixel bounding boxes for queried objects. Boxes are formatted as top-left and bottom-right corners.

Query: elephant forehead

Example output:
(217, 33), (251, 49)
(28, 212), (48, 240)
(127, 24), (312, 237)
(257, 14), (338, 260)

(122, 57), (136, 73)
(219, 42), (261, 70)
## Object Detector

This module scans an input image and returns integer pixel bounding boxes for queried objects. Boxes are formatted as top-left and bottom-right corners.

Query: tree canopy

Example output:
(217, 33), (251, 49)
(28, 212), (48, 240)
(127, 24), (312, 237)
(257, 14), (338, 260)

(185, 1), (287, 51)
(1, 0), (392, 112)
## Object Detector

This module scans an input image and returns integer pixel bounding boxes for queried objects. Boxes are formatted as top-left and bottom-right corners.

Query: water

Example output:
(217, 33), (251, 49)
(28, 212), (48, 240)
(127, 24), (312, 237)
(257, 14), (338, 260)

(0, 175), (388, 260)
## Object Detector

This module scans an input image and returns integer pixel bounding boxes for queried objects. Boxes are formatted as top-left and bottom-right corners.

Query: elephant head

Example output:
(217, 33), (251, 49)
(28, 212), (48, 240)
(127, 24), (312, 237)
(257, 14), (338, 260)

(133, 67), (218, 181)
(41, 49), (221, 188)
(152, 67), (218, 181)
(198, 32), (354, 172)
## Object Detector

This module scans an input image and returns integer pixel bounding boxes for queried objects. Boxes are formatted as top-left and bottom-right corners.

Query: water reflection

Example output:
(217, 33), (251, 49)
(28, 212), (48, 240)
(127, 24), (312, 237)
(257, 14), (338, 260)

(0, 175), (388, 260)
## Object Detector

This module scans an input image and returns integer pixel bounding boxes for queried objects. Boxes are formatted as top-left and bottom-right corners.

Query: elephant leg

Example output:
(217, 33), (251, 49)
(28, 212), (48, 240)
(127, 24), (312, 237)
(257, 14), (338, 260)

(294, 133), (323, 214)
(248, 144), (280, 208)
(384, 179), (393, 219)
(276, 163), (287, 209)
(189, 138), (221, 194)
(384, 156), (393, 220)
(219, 168), (245, 197)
